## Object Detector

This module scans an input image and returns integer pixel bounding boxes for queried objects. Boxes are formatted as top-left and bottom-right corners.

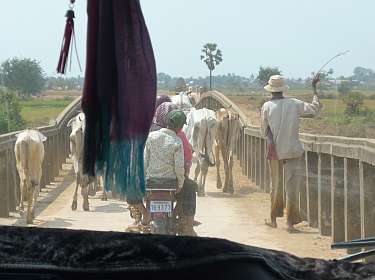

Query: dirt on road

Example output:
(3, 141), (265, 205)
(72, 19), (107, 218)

(0, 160), (346, 260)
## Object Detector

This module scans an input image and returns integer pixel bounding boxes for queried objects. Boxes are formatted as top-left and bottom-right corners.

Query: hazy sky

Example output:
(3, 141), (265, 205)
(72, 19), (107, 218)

(1, 0), (375, 78)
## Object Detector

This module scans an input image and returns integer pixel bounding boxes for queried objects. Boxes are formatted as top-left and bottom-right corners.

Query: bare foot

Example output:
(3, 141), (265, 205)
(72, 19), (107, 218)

(264, 219), (277, 228)
(286, 226), (301, 234)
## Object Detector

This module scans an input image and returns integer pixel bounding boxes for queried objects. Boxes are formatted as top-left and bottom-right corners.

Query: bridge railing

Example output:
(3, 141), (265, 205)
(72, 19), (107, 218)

(0, 97), (82, 218)
(196, 91), (375, 244)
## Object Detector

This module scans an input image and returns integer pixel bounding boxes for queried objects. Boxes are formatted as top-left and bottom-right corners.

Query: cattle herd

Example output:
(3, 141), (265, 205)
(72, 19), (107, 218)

(14, 93), (241, 225)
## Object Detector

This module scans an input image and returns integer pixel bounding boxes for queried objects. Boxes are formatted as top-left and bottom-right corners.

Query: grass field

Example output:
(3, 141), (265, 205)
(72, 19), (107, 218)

(226, 91), (375, 138)
(20, 97), (75, 127)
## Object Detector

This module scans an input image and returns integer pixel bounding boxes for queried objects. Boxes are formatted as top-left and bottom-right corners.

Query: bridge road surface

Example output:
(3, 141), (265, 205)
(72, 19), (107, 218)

(0, 159), (347, 260)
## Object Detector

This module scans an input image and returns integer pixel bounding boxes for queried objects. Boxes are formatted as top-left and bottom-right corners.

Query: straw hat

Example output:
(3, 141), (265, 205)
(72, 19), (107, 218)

(264, 75), (288, 92)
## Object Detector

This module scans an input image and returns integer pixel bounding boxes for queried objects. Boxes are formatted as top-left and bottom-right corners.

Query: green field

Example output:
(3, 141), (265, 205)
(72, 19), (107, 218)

(227, 90), (375, 139)
(20, 98), (74, 127)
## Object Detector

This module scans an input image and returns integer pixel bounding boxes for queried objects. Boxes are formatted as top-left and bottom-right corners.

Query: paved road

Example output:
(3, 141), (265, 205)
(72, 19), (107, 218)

(0, 161), (346, 260)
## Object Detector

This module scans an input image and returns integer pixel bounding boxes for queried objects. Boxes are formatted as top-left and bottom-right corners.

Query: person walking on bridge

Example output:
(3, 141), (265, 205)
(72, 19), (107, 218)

(261, 75), (320, 233)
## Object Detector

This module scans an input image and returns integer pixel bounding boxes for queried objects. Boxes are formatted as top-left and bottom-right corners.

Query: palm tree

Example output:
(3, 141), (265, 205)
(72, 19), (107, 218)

(201, 43), (223, 90)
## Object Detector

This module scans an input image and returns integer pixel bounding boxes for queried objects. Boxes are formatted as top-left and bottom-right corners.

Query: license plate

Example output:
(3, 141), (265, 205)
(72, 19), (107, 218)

(150, 201), (172, 213)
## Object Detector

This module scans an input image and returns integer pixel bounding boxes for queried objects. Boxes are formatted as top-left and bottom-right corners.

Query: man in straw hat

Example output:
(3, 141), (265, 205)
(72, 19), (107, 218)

(261, 75), (320, 233)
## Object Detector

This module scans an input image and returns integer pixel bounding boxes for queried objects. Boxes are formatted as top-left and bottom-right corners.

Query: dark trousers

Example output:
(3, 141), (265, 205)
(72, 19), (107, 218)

(176, 178), (197, 216)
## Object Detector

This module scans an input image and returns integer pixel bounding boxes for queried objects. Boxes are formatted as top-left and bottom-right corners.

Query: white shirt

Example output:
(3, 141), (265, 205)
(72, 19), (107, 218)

(144, 128), (185, 189)
(261, 96), (320, 160)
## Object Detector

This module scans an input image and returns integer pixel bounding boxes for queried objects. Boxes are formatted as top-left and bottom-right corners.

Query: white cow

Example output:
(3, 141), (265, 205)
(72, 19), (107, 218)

(215, 109), (241, 194)
(68, 112), (90, 211)
(184, 108), (217, 196)
(14, 129), (46, 224)
(171, 92), (194, 116)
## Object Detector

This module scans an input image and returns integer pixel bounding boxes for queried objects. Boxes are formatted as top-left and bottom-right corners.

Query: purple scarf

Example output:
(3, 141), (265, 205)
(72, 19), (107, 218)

(155, 95), (171, 109)
(81, 0), (156, 200)
(154, 102), (178, 128)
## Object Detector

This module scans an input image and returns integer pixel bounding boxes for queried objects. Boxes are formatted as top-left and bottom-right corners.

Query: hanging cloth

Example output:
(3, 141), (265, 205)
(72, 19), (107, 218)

(82, 0), (157, 201)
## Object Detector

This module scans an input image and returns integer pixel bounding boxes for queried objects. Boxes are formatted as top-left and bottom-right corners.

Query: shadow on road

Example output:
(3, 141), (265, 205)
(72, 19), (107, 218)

(12, 167), (75, 227)
(40, 217), (75, 228)
(93, 202), (128, 214)
(206, 186), (257, 199)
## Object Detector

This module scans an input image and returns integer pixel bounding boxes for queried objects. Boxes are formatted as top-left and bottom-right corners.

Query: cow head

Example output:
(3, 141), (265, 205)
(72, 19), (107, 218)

(171, 92), (193, 113)
(68, 113), (86, 166)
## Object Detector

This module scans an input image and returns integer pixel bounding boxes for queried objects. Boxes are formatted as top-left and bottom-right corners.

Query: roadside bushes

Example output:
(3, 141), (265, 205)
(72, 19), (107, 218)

(0, 89), (26, 134)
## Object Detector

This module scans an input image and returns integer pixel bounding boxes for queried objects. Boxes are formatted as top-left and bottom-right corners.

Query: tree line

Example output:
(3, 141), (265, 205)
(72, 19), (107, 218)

(158, 66), (375, 93)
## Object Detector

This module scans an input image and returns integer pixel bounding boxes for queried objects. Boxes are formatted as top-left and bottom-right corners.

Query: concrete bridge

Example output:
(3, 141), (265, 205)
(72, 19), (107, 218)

(1, 91), (374, 259)
(196, 91), (375, 244)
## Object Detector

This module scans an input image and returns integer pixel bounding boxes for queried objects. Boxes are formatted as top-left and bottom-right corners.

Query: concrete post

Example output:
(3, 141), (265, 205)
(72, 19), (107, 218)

(247, 134), (252, 180)
(243, 134), (248, 176)
(331, 156), (345, 243)
(260, 139), (265, 191)
(346, 158), (361, 243)
(318, 154), (332, 236)
(363, 162), (375, 238)
(255, 138), (261, 188)
(306, 152), (318, 228)
(0, 151), (9, 218)
(251, 136), (256, 184)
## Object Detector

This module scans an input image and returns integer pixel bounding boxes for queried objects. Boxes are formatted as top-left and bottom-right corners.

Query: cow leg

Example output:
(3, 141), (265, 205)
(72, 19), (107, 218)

(26, 181), (34, 224)
(194, 161), (200, 182)
(202, 161), (209, 194)
(30, 182), (40, 221)
(81, 182), (90, 211)
(100, 177), (108, 201)
(222, 148), (230, 193)
(71, 175), (79, 211)
(101, 190), (108, 201)
(227, 155), (235, 194)
(215, 144), (222, 189)
(198, 160), (208, 196)
(19, 179), (26, 212)
(88, 181), (96, 196)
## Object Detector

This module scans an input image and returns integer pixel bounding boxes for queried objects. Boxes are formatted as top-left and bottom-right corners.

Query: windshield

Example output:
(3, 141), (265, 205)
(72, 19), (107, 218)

(1, 0), (375, 263)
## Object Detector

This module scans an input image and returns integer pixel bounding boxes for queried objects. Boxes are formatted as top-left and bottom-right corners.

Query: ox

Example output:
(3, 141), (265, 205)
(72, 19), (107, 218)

(184, 108), (217, 196)
(14, 129), (46, 224)
(215, 109), (241, 194)
(68, 113), (90, 211)
(171, 92), (194, 116)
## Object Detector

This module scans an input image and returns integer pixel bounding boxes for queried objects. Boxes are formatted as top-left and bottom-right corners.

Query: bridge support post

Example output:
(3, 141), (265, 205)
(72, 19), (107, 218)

(306, 152), (318, 228)
(242, 130), (246, 174)
(260, 139), (265, 192)
(243, 134), (248, 177)
(238, 131), (243, 167)
(263, 140), (270, 193)
(6, 149), (16, 213)
(318, 154), (332, 236)
(331, 156), (345, 243)
(247, 135), (251, 181)
(0, 151), (9, 218)
(299, 153), (307, 222)
(363, 162), (375, 238)
(346, 158), (361, 244)
(251, 136), (256, 184)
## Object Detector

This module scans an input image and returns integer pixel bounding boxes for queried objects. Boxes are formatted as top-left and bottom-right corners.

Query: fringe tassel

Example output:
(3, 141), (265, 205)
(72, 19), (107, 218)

(97, 138), (146, 202)
(57, 9), (75, 74)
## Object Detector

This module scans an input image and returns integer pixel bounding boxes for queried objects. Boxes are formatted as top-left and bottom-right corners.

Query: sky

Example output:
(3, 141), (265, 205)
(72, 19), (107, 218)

(1, 0), (375, 79)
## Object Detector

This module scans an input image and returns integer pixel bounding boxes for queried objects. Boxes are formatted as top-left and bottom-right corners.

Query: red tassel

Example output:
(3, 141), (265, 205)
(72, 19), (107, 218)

(57, 8), (75, 74)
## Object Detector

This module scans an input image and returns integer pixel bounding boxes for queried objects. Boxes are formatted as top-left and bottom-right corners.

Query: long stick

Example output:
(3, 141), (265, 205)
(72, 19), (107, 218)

(314, 50), (350, 78)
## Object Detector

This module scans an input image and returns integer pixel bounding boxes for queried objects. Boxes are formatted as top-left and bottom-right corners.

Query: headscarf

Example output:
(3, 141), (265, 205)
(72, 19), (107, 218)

(154, 102), (178, 128)
(166, 110), (187, 130)
(155, 95), (171, 109)
(82, 0), (157, 201)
